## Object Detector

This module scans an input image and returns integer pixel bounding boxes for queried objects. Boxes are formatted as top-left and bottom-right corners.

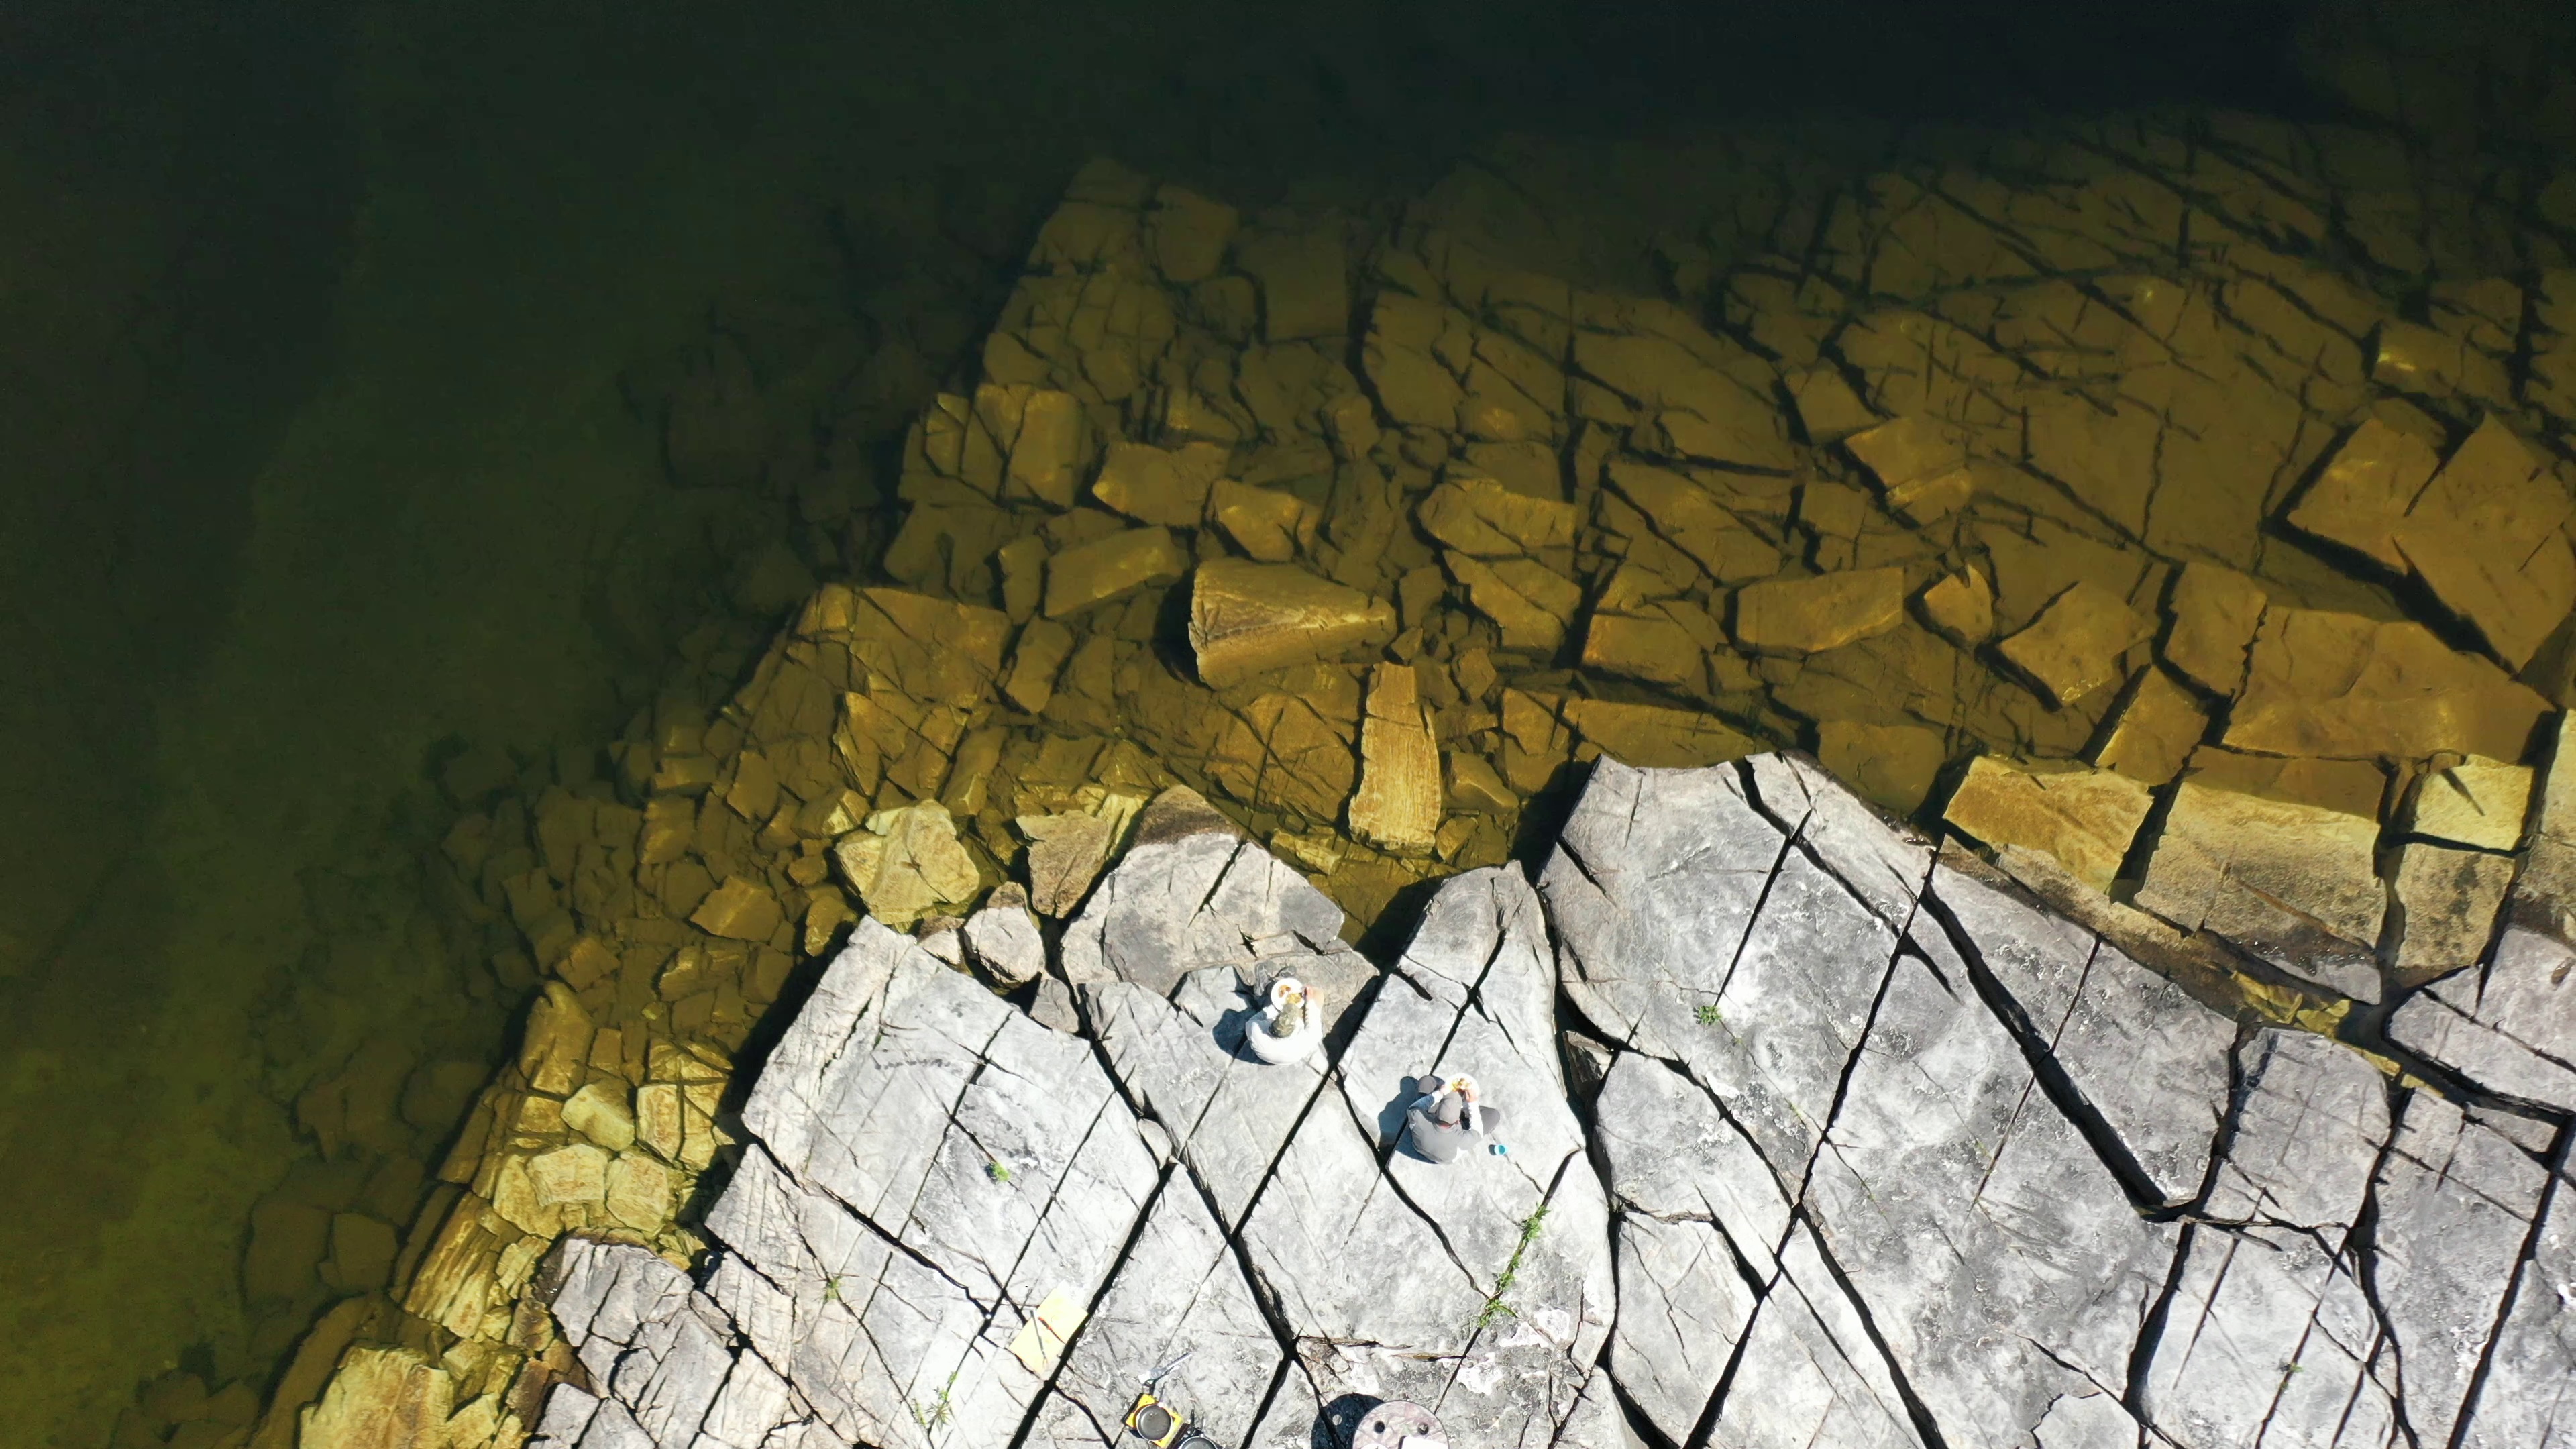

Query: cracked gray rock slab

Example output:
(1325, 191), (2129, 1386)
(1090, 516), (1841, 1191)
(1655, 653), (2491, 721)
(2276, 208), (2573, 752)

(1928, 861), (2236, 1207)
(1016, 1175), (1280, 1449)
(2139, 1033), (2399, 1449)
(1059, 822), (1358, 1002)
(2367, 1089), (2550, 1449)
(2461, 1159), (2576, 1449)
(1608, 1212), (1756, 1444)
(1799, 927), (2182, 1448)
(1247, 867), (1614, 1449)
(1088, 966), (1332, 1230)
(1593, 1051), (1791, 1280)
(703, 922), (1160, 1449)
(2204, 1028), (2392, 1228)
(1548, 758), (1905, 1183)
(1744, 751), (1933, 932)
(1703, 1223), (1925, 1449)
(2390, 925), (2576, 1111)
(738, 924), (1159, 1316)
(1076, 825), (1369, 1229)
(525, 748), (2576, 1449)
(535, 1237), (820, 1449)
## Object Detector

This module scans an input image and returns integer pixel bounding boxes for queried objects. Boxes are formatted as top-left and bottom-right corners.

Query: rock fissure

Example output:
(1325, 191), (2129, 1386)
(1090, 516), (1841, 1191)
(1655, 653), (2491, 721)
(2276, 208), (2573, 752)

(439, 726), (2573, 1449)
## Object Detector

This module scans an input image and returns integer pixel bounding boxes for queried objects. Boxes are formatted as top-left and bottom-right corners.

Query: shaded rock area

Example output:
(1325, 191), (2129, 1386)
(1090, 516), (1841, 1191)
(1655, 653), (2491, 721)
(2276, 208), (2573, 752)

(252, 121), (2576, 1449)
(516, 758), (2573, 1449)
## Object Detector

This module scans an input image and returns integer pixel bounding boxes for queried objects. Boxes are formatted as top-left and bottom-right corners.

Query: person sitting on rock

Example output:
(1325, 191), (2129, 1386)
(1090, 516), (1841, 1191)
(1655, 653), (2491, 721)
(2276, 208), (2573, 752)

(1405, 1075), (1505, 1163)
(1244, 975), (1320, 1065)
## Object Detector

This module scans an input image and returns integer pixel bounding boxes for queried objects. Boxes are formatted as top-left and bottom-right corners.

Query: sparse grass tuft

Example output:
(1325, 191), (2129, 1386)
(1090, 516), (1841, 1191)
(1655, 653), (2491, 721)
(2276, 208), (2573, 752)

(1474, 1201), (1552, 1331)
(1694, 1002), (1723, 1027)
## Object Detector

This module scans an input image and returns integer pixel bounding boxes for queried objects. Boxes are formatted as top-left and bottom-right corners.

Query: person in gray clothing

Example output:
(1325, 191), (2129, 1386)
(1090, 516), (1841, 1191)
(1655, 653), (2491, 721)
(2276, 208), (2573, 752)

(1403, 1074), (1506, 1163)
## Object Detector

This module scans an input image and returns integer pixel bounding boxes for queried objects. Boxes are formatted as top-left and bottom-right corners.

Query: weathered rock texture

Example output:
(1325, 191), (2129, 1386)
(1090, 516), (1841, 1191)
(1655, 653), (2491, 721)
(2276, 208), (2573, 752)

(260, 129), (2576, 1449)
(519, 759), (2573, 1449)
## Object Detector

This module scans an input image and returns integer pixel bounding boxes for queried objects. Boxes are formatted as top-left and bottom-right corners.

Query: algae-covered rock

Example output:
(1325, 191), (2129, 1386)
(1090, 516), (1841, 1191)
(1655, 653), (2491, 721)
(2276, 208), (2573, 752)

(1042, 525), (1189, 617)
(1943, 757), (2154, 892)
(1733, 568), (1906, 654)
(1187, 558), (1396, 687)
(1998, 580), (2152, 707)
(1347, 663), (1441, 856)
(831, 800), (982, 928)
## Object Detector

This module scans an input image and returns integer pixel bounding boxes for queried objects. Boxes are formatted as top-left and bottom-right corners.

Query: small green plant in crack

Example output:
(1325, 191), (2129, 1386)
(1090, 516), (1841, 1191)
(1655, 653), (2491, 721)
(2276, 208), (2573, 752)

(822, 1275), (845, 1306)
(1474, 1202), (1552, 1332)
(1694, 1002), (1723, 1028)
(909, 1371), (961, 1430)
(987, 1159), (1012, 1183)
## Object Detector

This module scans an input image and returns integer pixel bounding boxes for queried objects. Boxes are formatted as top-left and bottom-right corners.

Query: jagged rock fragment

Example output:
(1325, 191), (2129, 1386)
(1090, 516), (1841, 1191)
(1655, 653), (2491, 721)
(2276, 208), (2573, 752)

(1002, 617), (1076, 713)
(1347, 663), (1440, 855)
(1942, 757), (2153, 892)
(2390, 924), (2576, 1110)
(1605, 460), (1781, 584)
(1917, 564), (1993, 641)
(1562, 698), (1758, 769)
(2367, 1091), (2552, 1446)
(2285, 414), (2442, 570)
(1205, 478), (1316, 562)
(2144, 1028), (2396, 1446)
(2091, 666), (2207, 786)
(2404, 422), (2576, 669)
(1574, 326), (1794, 470)
(1143, 183), (1238, 283)
(1187, 558), (1396, 686)
(1580, 607), (1705, 688)
(1733, 568), (1906, 654)
(1800, 916), (2179, 1446)
(2223, 607), (2550, 761)
(1843, 414), (1974, 522)
(1446, 552), (1582, 651)
(1089, 439), (1226, 526)
(1816, 719), (1947, 814)
(831, 800), (981, 928)
(1042, 525), (1189, 616)
(2392, 842), (2515, 976)
(2409, 755), (2533, 851)
(1416, 475), (1578, 556)
(799, 585), (1012, 706)
(299, 1347), (451, 1449)
(561, 1082), (635, 1152)
(1018, 790), (1143, 918)
(2134, 763), (2387, 1000)
(963, 883), (1046, 986)
(1787, 364), (1876, 442)
(1931, 860), (2236, 1205)
(1999, 580), (2151, 707)
(2161, 561), (2267, 696)
(689, 875), (782, 942)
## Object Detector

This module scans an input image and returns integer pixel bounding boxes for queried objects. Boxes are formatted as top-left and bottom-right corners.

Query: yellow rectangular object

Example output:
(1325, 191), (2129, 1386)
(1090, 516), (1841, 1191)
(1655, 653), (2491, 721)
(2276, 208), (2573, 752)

(1005, 1287), (1088, 1374)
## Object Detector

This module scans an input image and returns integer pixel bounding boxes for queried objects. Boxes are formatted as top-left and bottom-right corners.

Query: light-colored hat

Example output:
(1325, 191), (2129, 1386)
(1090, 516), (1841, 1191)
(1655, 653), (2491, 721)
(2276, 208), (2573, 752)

(1270, 977), (1306, 1007)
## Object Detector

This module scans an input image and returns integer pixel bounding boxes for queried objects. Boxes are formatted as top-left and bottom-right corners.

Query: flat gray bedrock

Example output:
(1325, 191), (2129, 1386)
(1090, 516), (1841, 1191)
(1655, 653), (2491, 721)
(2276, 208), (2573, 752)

(533, 755), (2576, 1449)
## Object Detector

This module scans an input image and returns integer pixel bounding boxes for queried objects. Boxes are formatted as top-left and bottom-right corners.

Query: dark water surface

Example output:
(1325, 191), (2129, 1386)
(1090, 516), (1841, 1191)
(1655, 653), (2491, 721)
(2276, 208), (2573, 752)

(0, 0), (2363, 1440)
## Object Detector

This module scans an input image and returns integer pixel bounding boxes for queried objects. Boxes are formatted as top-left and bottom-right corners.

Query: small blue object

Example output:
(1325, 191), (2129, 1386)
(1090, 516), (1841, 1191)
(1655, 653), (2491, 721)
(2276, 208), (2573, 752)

(1489, 1143), (1508, 1156)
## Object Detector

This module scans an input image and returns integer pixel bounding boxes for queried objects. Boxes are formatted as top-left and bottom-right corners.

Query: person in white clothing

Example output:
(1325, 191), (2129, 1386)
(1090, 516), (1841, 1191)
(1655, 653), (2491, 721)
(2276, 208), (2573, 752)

(1244, 975), (1320, 1065)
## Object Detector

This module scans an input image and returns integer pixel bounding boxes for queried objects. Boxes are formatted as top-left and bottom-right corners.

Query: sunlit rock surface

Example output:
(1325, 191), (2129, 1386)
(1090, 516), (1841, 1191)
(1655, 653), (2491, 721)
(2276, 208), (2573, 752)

(259, 120), (2576, 1449)
(524, 760), (2573, 1449)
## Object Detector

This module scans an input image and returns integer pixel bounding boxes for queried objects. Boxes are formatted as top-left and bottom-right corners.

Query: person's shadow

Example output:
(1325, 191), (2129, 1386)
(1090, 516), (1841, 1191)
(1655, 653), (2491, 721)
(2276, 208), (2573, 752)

(1379, 1075), (1436, 1160)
